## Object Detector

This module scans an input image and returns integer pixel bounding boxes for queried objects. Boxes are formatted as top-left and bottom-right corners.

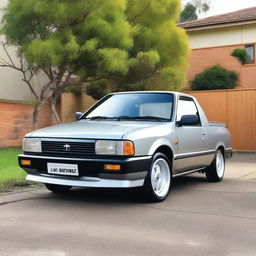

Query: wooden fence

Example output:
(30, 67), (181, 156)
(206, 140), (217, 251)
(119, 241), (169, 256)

(60, 93), (97, 123)
(188, 88), (256, 151)
(61, 88), (256, 151)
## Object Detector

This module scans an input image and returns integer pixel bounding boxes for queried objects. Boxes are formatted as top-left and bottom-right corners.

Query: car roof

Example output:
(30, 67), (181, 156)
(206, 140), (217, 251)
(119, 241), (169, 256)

(110, 91), (194, 99)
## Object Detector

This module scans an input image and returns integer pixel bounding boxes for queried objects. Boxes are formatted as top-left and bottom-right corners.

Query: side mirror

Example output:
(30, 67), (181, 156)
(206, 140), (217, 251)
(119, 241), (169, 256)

(75, 112), (83, 121)
(177, 115), (199, 127)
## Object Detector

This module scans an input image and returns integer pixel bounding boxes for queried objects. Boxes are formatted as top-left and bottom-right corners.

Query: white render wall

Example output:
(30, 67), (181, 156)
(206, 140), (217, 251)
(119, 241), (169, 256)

(188, 24), (256, 49)
(0, 0), (41, 101)
(0, 42), (40, 101)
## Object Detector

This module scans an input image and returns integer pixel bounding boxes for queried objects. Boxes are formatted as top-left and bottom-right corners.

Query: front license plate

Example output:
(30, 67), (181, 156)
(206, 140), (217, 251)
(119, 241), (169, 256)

(47, 163), (79, 176)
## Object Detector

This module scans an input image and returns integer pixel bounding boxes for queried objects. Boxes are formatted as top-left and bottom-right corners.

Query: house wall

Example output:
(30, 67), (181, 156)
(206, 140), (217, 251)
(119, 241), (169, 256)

(187, 24), (256, 89)
(0, 34), (50, 101)
(187, 44), (256, 88)
(0, 0), (37, 101)
(0, 61), (47, 101)
(188, 24), (256, 49)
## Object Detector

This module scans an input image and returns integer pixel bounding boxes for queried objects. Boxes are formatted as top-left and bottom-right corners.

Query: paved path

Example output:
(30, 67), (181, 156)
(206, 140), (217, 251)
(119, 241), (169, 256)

(0, 153), (255, 256)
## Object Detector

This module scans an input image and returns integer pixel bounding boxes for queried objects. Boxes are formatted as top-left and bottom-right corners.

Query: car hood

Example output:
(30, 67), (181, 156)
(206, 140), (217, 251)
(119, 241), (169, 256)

(28, 120), (162, 140)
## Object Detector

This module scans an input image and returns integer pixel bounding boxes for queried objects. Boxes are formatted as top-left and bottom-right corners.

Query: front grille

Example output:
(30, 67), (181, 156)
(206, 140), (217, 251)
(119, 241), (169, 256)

(41, 140), (95, 156)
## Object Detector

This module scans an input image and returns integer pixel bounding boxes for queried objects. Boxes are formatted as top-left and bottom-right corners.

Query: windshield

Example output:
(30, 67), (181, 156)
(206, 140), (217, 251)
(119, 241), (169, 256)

(83, 93), (174, 121)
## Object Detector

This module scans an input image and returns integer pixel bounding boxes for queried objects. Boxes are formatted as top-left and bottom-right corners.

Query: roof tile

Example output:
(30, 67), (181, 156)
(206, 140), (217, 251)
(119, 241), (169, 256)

(179, 6), (256, 28)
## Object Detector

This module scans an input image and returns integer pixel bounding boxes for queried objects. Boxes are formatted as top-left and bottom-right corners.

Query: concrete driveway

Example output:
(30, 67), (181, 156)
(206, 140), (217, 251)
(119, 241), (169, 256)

(225, 152), (256, 180)
(0, 153), (256, 256)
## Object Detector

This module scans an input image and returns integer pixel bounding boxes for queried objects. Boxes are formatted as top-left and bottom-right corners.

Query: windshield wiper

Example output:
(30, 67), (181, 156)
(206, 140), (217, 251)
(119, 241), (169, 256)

(85, 116), (120, 120)
(83, 115), (169, 121)
(117, 116), (169, 121)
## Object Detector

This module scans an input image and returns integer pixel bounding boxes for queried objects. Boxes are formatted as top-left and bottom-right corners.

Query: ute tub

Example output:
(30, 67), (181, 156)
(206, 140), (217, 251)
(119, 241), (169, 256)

(209, 122), (226, 127)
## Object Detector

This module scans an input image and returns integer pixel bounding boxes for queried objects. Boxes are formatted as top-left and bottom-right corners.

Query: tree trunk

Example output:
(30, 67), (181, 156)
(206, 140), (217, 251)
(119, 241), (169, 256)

(50, 99), (61, 124)
(48, 71), (73, 124)
(33, 102), (42, 130)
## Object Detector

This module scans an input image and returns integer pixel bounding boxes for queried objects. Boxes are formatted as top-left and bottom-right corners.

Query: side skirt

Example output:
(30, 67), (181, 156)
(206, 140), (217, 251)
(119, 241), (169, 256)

(172, 167), (205, 178)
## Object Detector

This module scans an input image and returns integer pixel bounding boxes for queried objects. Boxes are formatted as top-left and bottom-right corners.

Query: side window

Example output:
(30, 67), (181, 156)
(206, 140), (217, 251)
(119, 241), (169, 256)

(245, 44), (255, 63)
(176, 96), (200, 125)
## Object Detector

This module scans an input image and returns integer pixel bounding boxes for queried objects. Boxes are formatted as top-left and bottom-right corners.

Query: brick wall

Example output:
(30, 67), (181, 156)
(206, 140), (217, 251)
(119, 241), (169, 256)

(188, 44), (256, 89)
(0, 101), (54, 148)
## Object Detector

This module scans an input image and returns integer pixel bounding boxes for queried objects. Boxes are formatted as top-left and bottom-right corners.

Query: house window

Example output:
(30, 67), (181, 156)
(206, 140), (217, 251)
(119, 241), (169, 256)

(245, 44), (255, 63)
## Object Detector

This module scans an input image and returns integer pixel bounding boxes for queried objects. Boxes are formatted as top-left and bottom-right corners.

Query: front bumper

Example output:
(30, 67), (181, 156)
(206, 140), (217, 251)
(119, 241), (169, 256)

(18, 154), (151, 188)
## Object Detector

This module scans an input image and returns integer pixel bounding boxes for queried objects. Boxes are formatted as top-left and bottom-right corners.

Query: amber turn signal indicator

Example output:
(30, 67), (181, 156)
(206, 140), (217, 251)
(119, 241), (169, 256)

(104, 164), (121, 171)
(123, 141), (135, 156)
(21, 159), (31, 166)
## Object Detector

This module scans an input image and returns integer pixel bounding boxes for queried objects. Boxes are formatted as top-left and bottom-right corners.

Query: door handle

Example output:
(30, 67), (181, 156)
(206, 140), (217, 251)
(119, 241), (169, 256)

(201, 132), (207, 140)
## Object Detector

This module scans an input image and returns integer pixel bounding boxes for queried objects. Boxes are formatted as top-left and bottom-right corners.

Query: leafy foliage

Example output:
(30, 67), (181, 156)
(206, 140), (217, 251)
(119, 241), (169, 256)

(180, 0), (210, 22)
(231, 48), (249, 65)
(192, 0), (210, 14)
(1, 0), (190, 101)
(191, 65), (239, 90)
(64, 84), (83, 95)
(86, 79), (112, 100)
(180, 3), (198, 22)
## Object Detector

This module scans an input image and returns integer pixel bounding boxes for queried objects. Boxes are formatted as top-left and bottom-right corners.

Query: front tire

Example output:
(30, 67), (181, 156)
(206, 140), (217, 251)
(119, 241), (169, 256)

(142, 153), (172, 202)
(45, 183), (72, 193)
(205, 150), (225, 182)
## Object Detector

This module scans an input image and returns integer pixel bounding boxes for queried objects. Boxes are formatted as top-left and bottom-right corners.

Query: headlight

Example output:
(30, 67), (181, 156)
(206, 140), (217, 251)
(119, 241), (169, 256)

(95, 140), (135, 156)
(22, 138), (42, 152)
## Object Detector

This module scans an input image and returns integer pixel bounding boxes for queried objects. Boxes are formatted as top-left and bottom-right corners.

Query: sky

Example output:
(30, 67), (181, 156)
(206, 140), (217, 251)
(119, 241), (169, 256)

(188, 0), (256, 18)
(1, 0), (256, 19)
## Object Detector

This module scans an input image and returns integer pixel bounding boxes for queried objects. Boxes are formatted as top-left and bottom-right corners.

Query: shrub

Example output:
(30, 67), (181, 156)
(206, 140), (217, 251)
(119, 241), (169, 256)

(231, 48), (249, 64)
(191, 65), (239, 91)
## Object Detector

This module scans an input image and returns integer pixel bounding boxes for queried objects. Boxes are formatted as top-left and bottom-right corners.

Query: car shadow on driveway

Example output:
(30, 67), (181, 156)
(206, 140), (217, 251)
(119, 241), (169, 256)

(45, 174), (210, 204)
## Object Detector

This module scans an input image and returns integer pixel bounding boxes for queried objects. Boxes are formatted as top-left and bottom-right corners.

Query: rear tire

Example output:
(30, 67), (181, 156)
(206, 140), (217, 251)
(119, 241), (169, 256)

(45, 183), (72, 193)
(205, 150), (225, 182)
(142, 153), (172, 202)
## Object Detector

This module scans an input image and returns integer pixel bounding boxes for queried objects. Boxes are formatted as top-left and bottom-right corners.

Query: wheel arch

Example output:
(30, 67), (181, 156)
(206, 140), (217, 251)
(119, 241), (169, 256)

(152, 145), (174, 170)
(217, 146), (225, 156)
(215, 142), (225, 156)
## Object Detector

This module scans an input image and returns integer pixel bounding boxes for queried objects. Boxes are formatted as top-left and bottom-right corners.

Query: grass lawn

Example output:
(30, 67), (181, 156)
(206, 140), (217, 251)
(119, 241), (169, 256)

(0, 148), (30, 189)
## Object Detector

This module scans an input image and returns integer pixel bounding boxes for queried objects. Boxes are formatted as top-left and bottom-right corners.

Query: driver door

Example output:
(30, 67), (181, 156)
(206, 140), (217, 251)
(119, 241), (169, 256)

(175, 96), (209, 173)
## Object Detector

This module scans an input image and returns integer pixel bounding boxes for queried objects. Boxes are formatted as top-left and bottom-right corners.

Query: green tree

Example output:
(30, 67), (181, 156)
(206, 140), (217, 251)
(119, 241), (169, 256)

(180, 3), (198, 22)
(180, 0), (210, 22)
(88, 0), (190, 98)
(1, 0), (190, 124)
(192, 0), (210, 15)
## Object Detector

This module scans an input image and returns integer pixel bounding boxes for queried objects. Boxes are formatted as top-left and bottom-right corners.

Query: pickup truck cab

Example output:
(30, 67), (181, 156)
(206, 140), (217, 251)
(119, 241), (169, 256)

(19, 92), (232, 202)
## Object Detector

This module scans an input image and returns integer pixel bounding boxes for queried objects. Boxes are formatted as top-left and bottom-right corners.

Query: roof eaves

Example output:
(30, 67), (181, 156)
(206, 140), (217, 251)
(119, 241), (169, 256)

(179, 17), (256, 31)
